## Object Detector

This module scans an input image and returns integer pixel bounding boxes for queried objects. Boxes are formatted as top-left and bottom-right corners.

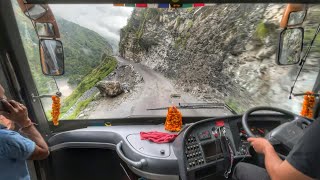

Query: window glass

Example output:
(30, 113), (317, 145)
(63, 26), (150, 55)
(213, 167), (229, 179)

(12, 1), (320, 121)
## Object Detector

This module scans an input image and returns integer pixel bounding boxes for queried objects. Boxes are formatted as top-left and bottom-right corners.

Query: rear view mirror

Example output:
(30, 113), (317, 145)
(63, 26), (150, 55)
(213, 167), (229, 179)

(24, 5), (47, 20)
(39, 39), (64, 76)
(277, 28), (304, 65)
(36, 22), (55, 37)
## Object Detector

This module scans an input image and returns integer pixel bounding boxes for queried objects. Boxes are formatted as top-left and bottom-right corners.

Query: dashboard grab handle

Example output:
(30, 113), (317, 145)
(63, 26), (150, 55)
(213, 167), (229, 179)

(116, 141), (147, 169)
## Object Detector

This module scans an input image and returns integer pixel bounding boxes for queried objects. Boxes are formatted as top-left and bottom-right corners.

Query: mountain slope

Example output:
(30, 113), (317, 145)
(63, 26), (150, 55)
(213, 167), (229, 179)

(56, 17), (113, 85)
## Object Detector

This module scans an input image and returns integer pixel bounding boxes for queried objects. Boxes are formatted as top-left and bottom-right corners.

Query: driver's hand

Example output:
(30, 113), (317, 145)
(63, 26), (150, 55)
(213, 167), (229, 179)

(247, 137), (274, 154)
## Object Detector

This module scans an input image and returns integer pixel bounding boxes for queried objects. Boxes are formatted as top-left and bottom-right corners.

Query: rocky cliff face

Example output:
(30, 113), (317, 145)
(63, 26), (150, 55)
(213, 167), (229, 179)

(119, 4), (319, 113)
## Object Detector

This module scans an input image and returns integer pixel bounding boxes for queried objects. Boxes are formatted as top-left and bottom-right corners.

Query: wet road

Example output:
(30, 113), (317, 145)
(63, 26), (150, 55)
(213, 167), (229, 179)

(88, 56), (231, 119)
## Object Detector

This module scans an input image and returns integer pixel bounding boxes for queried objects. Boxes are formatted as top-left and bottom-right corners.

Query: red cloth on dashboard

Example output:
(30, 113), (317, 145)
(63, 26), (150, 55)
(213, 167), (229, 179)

(140, 131), (178, 144)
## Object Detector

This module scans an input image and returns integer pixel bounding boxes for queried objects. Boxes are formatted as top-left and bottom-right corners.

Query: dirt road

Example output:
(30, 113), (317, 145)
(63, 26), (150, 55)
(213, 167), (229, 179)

(88, 57), (231, 119)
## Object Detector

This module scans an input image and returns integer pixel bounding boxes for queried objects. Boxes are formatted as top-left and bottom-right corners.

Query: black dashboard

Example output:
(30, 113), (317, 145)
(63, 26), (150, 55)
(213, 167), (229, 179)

(173, 115), (290, 180)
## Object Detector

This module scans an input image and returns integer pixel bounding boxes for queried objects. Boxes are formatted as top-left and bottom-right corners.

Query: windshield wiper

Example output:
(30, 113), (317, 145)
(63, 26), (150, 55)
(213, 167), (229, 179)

(289, 24), (320, 99)
(146, 102), (225, 110)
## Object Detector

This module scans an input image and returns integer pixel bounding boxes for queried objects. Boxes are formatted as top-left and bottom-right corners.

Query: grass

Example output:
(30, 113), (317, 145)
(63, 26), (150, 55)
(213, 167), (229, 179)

(255, 21), (268, 41)
(175, 17), (181, 28)
(136, 9), (149, 40)
(186, 20), (194, 30)
(174, 37), (182, 49)
(186, 7), (193, 13)
(66, 94), (96, 119)
(174, 32), (191, 49)
(225, 98), (245, 114)
(60, 56), (117, 117)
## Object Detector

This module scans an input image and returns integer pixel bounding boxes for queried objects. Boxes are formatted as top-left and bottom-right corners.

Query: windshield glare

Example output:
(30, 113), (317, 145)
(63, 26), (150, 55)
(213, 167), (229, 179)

(12, 1), (320, 120)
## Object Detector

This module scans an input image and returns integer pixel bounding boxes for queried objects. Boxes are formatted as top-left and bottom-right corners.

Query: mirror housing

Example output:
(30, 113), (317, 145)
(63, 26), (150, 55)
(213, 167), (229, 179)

(36, 22), (55, 37)
(39, 39), (65, 76)
(276, 28), (304, 65)
(280, 4), (307, 28)
(17, 0), (60, 38)
(34, 8), (60, 38)
(24, 4), (47, 20)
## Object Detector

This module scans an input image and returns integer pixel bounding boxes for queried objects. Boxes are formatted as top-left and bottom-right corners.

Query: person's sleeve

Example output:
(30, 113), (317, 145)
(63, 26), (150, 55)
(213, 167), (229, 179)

(285, 119), (320, 179)
(0, 130), (36, 160)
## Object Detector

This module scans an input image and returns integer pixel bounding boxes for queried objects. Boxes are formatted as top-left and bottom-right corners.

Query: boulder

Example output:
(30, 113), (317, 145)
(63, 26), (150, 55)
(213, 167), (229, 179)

(96, 81), (124, 97)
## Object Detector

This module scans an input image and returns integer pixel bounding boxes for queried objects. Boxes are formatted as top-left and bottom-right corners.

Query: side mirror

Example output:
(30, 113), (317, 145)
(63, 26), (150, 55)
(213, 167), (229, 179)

(36, 22), (55, 37)
(39, 39), (65, 76)
(24, 5), (48, 20)
(277, 28), (304, 65)
(287, 10), (307, 27)
(280, 4), (307, 28)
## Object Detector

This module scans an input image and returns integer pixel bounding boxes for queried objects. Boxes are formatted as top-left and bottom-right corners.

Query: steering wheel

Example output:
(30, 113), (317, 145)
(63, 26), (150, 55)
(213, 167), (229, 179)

(242, 106), (311, 154)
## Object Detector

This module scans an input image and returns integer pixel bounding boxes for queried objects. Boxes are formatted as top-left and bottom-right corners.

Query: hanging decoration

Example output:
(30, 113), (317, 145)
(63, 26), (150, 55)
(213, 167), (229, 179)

(51, 95), (61, 126)
(165, 106), (183, 132)
(300, 91), (315, 119)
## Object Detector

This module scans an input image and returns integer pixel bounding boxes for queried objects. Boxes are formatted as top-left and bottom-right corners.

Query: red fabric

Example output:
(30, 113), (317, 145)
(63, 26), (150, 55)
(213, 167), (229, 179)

(215, 120), (225, 127)
(140, 131), (178, 144)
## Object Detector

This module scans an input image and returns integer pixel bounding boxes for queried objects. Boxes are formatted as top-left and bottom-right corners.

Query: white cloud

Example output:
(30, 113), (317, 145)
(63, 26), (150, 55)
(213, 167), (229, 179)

(50, 4), (133, 42)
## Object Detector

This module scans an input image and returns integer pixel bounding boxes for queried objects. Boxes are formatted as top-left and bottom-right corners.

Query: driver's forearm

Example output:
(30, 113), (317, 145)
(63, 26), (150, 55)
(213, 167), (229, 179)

(264, 146), (283, 180)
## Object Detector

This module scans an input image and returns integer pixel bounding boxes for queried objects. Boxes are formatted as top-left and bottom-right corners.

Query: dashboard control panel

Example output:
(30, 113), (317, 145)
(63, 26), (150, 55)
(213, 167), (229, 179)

(185, 122), (231, 170)
(185, 135), (205, 169)
(178, 116), (288, 180)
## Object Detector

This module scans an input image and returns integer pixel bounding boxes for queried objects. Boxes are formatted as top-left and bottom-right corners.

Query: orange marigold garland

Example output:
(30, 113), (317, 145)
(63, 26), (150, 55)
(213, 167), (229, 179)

(165, 106), (183, 132)
(51, 95), (61, 126)
(300, 91), (315, 119)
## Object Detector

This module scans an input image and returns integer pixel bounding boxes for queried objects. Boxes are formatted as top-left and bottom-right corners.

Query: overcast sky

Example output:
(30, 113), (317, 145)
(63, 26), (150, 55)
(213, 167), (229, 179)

(50, 5), (133, 43)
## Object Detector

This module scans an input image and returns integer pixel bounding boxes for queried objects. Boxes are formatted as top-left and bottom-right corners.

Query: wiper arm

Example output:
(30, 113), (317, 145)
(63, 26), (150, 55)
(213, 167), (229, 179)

(147, 103), (225, 110)
(289, 24), (320, 99)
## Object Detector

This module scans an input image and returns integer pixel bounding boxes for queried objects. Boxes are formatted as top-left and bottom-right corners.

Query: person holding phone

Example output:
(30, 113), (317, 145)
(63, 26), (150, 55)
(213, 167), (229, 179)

(0, 84), (49, 180)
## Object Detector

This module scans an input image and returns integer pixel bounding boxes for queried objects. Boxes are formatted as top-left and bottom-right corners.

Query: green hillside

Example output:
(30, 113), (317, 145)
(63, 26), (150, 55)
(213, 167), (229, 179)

(56, 17), (113, 85)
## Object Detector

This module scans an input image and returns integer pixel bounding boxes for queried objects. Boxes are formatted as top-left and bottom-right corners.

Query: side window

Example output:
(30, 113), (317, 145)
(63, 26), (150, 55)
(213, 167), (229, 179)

(12, 0), (58, 119)
(0, 56), (13, 100)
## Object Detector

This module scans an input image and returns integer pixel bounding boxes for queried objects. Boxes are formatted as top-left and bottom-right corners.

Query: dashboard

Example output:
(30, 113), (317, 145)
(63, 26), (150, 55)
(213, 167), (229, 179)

(48, 114), (291, 180)
(174, 115), (288, 180)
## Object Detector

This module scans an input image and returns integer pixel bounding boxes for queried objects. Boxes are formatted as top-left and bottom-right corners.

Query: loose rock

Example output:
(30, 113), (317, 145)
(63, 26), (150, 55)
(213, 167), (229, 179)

(96, 81), (124, 97)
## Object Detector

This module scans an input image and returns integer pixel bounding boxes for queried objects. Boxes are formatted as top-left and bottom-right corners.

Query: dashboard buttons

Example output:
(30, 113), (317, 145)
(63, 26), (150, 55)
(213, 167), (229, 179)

(185, 134), (205, 169)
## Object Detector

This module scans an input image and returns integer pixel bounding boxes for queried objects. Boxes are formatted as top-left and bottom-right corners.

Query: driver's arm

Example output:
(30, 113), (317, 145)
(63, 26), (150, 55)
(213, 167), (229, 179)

(248, 138), (314, 180)
(262, 144), (313, 180)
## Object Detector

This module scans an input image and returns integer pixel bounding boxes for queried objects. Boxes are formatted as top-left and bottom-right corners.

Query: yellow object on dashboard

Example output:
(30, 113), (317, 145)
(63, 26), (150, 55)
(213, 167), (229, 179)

(300, 91), (315, 119)
(165, 106), (183, 132)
